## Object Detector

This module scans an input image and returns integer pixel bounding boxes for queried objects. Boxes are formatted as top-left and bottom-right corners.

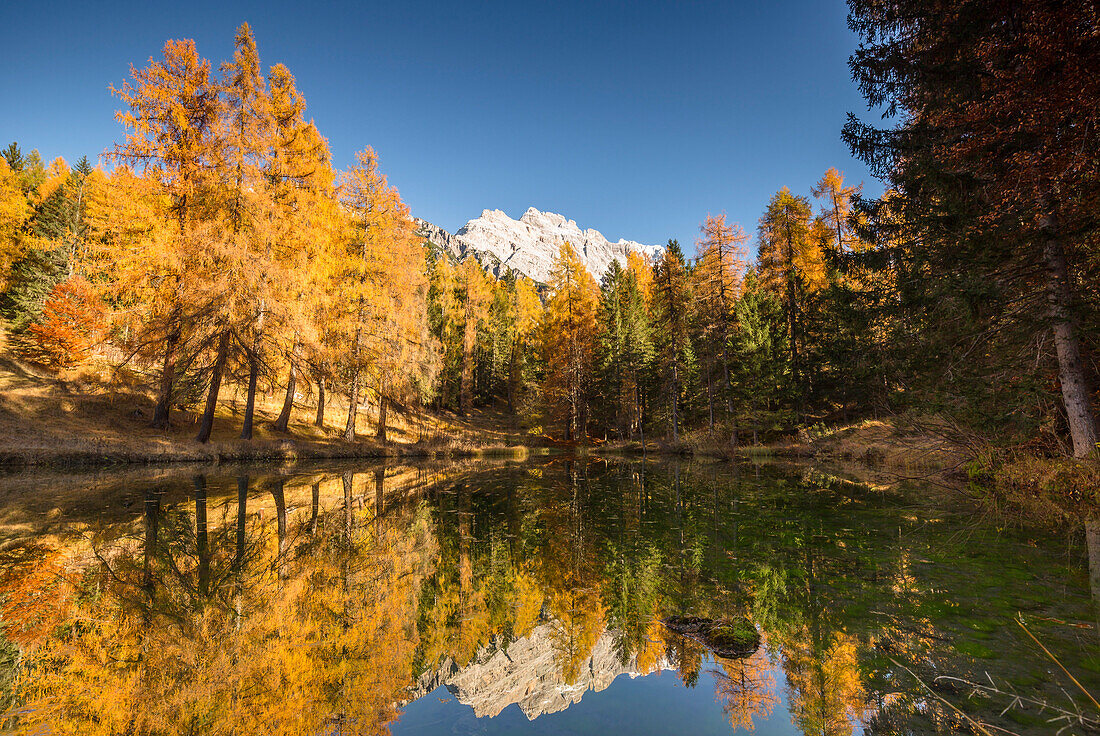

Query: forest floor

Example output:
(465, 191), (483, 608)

(0, 333), (535, 470)
(761, 418), (969, 471)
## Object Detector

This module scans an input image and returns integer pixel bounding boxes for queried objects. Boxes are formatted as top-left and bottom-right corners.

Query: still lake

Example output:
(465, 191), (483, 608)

(0, 457), (1095, 734)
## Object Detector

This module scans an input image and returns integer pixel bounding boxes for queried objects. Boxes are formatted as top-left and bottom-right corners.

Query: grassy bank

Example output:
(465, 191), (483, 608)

(595, 418), (1100, 521)
(0, 340), (538, 470)
(967, 451), (1100, 526)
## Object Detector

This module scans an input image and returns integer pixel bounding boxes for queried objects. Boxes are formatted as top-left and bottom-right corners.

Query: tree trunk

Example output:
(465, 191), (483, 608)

(194, 476), (210, 596)
(197, 330), (232, 443)
(572, 369), (580, 440)
(723, 349), (737, 446)
(508, 337), (518, 413)
(461, 313), (475, 416)
(344, 312), (363, 440)
(833, 196), (845, 253)
(143, 489), (161, 597)
(1085, 518), (1100, 632)
(671, 359), (679, 443)
(342, 471), (353, 543)
(375, 376), (388, 442)
(235, 476), (248, 571)
(310, 482), (320, 536)
(272, 478), (287, 579)
(1043, 234), (1098, 457)
(152, 326), (180, 429)
(344, 369), (360, 441)
(273, 343), (300, 433)
(315, 374), (326, 428)
(240, 347), (260, 440)
(374, 465), (385, 539)
(784, 220), (799, 395)
(706, 364), (715, 433)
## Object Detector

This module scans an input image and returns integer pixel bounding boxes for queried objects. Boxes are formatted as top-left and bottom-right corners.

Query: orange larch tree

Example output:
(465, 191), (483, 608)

(541, 242), (599, 440)
(695, 213), (748, 437)
(108, 38), (223, 428)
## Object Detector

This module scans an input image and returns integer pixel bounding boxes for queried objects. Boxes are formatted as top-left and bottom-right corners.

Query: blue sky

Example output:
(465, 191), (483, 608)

(1, 0), (882, 250)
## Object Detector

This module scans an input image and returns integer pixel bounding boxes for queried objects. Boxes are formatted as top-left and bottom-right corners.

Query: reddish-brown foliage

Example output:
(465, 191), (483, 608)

(22, 276), (107, 367)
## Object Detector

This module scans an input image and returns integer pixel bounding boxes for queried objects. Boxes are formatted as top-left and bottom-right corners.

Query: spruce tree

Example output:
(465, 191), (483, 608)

(652, 240), (693, 442)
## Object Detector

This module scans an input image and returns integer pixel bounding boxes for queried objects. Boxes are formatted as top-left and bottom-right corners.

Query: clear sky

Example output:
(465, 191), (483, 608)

(0, 0), (881, 250)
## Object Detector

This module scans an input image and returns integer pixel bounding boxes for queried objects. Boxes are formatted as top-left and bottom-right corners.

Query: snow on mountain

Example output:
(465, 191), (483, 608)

(416, 207), (662, 284)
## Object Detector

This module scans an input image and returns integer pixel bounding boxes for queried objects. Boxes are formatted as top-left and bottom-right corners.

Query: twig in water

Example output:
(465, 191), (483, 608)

(1016, 613), (1100, 713)
(887, 656), (1001, 736)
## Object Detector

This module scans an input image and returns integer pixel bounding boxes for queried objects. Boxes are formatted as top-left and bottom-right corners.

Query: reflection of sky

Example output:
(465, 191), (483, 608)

(391, 661), (804, 736)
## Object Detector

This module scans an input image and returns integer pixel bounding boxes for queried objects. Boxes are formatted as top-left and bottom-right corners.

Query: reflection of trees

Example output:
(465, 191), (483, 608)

(2, 460), (1088, 735)
(600, 463), (668, 673)
(712, 647), (778, 732)
(781, 629), (865, 736)
(666, 630), (706, 687)
(305, 469), (438, 735)
(415, 479), (543, 669)
(538, 462), (606, 684)
(780, 538), (865, 736)
(10, 468), (440, 735)
(603, 542), (663, 669)
(736, 481), (867, 736)
(414, 462), (614, 686)
(0, 545), (65, 648)
(0, 462), (902, 735)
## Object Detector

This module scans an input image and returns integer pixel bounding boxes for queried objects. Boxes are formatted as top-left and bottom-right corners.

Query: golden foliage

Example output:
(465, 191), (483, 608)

(0, 159), (31, 289)
(540, 242), (599, 439)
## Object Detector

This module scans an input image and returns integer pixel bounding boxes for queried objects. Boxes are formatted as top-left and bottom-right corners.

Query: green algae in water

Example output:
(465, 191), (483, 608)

(954, 638), (997, 658)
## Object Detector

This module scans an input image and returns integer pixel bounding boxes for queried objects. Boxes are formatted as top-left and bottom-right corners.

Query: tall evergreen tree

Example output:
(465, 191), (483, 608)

(108, 37), (223, 429)
(694, 214), (748, 438)
(596, 260), (653, 439)
(732, 271), (791, 442)
(2, 143), (24, 174)
(757, 188), (822, 402)
(541, 242), (598, 440)
(652, 240), (693, 442)
(845, 0), (1100, 456)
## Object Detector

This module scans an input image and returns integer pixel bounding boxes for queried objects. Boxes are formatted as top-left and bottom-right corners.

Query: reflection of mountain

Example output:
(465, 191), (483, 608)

(409, 623), (669, 720)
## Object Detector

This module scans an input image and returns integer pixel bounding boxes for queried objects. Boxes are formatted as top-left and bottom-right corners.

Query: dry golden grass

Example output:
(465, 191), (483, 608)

(803, 418), (968, 471)
(595, 417), (973, 494)
(0, 327), (538, 468)
(984, 452), (1100, 523)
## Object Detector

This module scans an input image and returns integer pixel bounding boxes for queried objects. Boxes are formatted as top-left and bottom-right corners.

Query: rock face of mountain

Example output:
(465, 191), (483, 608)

(416, 208), (661, 284)
(406, 623), (669, 721)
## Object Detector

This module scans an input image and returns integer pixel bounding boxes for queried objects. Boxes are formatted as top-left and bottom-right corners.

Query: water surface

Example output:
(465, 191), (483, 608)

(0, 458), (1095, 735)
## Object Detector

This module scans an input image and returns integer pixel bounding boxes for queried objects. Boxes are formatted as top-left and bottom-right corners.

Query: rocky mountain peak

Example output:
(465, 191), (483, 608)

(417, 207), (661, 284)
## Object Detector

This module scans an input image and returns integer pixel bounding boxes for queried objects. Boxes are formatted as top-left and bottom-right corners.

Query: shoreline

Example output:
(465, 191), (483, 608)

(0, 437), (543, 471)
(1, 393), (1094, 528)
(0, 416), (973, 472)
